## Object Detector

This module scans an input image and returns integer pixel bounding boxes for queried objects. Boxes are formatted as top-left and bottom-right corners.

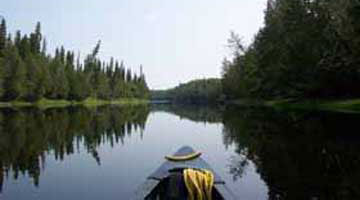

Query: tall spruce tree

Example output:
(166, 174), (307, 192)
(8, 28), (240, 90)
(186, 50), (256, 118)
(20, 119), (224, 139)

(0, 19), (7, 56)
(30, 22), (42, 54)
(126, 68), (132, 82)
(2, 45), (26, 100)
(14, 31), (21, 50)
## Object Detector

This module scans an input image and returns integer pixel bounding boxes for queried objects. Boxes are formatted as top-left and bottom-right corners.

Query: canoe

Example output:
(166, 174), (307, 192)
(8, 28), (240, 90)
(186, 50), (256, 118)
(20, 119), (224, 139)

(133, 146), (236, 200)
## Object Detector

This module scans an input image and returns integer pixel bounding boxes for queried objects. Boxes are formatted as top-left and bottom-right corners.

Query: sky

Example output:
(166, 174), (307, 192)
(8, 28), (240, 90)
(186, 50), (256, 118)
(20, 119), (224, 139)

(1, 0), (267, 89)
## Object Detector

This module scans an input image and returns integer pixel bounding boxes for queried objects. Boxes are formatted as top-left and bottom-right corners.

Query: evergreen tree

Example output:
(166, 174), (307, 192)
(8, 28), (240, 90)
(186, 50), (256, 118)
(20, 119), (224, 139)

(2, 45), (26, 100)
(0, 19), (150, 103)
(222, 0), (360, 99)
(47, 58), (69, 99)
(120, 61), (125, 81)
(30, 22), (42, 54)
(18, 35), (31, 59)
(0, 19), (7, 56)
(14, 31), (21, 50)
(66, 66), (78, 100)
(0, 57), (4, 97)
(59, 46), (65, 64)
(126, 68), (132, 82)
(41, 38), (47, 56)
(23, 54), (43, 101)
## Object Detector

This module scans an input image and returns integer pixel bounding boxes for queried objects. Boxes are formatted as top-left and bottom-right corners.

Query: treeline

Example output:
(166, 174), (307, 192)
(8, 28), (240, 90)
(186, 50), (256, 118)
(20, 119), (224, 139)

(0, 19), (149, 102)
(151, 78), (223, 104)
(222, 0), (360, 100)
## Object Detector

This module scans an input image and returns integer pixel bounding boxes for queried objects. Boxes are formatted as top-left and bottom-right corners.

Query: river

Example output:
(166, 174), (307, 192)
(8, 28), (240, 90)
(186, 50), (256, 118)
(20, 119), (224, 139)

(0, 104), (359, 199)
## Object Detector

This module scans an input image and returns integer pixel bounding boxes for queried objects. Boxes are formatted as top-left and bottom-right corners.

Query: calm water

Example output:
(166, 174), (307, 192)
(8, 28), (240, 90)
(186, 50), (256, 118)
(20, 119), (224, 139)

(0, 105), (360, 199)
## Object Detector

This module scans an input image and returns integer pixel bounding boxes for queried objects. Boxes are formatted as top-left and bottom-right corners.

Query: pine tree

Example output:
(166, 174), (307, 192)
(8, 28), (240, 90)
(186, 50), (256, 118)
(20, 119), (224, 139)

(2, 45), (26, 100)
(59, 46), (65, 64)
(66, 66), (77, 100)
(0, 57), (4, 98)
(97, 71), (110, 99)
(120, 61), (125, 81)
(41, 38), (47, 56)
(74, 70), (91, 101)
(14, 31), (21, 50)
(111, 61), (123, 99)
(0, 19), (7, 56)
(126, 68), (132, 82)
(30, 22), (42, 54)
(0, 19), (150, 102)
(24, 55), (42, 101)
(47, 58), (69, 99)
(18, 35), (31, 59)
(65, 51), (74, 69)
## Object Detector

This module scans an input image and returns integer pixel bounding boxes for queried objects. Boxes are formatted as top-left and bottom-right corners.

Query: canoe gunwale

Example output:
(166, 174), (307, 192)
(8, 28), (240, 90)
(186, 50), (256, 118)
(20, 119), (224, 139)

(148, 146), (224, 183)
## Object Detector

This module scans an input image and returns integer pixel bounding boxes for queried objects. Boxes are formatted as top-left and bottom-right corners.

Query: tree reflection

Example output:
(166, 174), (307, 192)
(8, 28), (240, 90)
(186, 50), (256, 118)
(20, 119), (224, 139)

(0, 105), (150, 192)
(228, 155), (248, 181)
(222, 106), (360, 199)
(151, 104), (223, 124)
(155, 104), (360, 199)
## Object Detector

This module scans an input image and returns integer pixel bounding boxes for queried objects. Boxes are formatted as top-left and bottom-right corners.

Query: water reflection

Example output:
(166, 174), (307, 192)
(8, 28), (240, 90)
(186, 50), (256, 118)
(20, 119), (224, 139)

(0, 105), (150, 192)
(151, 104), (223, 124)
(1, 104), (360, 199)
(154, 104), (360, 199)
(222, 106), (360, 199)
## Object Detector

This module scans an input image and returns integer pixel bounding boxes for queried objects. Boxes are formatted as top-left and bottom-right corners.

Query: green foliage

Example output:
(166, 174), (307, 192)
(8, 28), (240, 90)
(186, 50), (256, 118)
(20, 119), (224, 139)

(0, 19), (150, 102)
(222, 0), (360, 100)
(2, 45), (26, 100)
(0, 19), (6, 56)
(47, 58), (69, 99)
(29, 22), (42, 54)
(152, 78), (223, 104)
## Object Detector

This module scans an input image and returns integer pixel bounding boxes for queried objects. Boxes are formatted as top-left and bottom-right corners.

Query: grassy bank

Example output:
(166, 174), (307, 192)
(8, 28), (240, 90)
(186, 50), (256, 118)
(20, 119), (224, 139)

(228, 98), (360, 113)
(0, 98), (149, 108)
(265, 99), (360, 113)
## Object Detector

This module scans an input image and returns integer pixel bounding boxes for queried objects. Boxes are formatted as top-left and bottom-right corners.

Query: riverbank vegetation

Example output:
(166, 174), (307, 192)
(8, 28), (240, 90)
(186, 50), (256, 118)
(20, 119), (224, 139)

(0, 19), (149, 106)
(157, 0), (360, 112)
(222, 0), (360, 100)
(0, 97), (149, 109)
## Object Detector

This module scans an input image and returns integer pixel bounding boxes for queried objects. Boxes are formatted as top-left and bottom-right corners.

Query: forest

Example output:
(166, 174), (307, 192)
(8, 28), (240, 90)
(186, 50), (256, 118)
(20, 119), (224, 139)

(151, 78), (223, 104)
(152, 0), (360, 106)
(222, 0), (360, 100)
(0, 19), (149, 103)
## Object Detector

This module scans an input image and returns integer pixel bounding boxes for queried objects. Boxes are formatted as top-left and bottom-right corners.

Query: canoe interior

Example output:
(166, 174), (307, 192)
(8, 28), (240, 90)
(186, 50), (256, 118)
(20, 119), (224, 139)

(133, 146), (237, 200)
(145, 173), (225, 200)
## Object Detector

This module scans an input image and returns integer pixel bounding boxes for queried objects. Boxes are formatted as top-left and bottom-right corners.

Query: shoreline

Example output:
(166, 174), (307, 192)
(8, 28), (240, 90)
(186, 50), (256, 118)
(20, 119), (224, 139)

(0, 98), (150, 109)
(228, 98), (360, 113)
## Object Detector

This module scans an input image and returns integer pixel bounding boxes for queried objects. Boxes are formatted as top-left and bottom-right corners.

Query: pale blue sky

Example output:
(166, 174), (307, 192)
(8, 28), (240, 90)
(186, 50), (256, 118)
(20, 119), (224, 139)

(1, 0), (266, 89)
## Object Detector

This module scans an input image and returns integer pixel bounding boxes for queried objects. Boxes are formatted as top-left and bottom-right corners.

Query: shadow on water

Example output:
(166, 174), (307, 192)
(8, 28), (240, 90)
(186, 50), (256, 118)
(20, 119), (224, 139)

(0, 105), (150, 192)
(222, 106), (360, 200)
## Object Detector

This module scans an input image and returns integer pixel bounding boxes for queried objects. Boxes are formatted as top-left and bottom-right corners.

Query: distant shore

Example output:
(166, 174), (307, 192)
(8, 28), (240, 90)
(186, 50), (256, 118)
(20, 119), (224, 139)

(0, 98), (149, 108)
